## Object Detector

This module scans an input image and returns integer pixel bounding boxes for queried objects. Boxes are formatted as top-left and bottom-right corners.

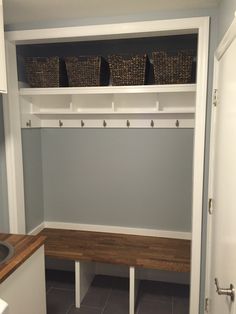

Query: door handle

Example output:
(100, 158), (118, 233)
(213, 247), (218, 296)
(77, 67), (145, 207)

(214, 278), (235, 301)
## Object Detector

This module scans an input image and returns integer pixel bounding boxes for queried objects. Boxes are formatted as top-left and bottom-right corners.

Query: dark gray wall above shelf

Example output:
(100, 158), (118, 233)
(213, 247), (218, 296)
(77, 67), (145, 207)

(16, 34), (198, 84)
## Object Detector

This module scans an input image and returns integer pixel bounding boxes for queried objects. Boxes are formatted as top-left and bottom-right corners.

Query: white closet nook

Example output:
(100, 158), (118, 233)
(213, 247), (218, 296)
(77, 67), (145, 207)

(3, 16), (209, 314)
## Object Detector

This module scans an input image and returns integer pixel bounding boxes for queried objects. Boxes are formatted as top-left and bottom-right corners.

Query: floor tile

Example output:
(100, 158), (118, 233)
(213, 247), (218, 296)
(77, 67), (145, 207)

(103, 289), (129, 314)
(91, 275), (114, 287)
(171, 283), (190, 298)
(47, 287), (75, 314)
(81, 277), (112, 308)
(173, 297), (189, 314)
(138, 299), (172, 314)
(68, 305), (101, 314)
(138, 280), (172, 304)
(46, 269), (75, 291)
(45, 272), (190, 314)
(110, 276), (129, 290)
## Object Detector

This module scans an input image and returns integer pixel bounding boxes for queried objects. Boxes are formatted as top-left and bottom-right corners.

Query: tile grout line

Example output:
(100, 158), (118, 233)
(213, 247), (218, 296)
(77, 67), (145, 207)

(46, 286), (53, 295)
(82, 305), (104, 310)
(136, 297), (141, 314)
(66, 302), (74, 314)
(135, 287), (141, 314)
(51, 286), (75, 292)
(101, 286), (113, 314)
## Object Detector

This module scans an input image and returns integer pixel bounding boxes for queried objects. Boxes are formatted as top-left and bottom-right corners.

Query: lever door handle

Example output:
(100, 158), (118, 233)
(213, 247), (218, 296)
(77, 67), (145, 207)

(214, 278), (235, 301)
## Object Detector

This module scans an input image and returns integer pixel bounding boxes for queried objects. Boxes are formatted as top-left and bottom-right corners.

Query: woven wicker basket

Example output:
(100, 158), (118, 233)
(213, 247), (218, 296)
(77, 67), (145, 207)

(108, 54), (149, 86)
(65, 56), (109, 87)
(24, 57), (68, 88)
(152, 51), (194, 84)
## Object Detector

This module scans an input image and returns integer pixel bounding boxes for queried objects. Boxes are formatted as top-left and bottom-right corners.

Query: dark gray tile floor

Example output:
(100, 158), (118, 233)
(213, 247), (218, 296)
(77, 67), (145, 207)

(46, 270), (189, 314)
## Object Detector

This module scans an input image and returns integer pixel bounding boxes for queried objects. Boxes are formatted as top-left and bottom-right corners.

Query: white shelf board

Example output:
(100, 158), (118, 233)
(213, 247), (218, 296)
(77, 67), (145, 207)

(19, 84), (196, 96)
(32, 110), (195, 116)
(156, 108), (195, 114)
(5, 17), (203, 45)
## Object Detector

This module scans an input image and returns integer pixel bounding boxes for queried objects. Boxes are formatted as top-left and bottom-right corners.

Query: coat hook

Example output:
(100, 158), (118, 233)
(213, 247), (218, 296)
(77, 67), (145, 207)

(81, 120), (85, 127)
(150, 120), (154, 128)
(126, 120), (130, 128)
(175, 119), (180, 128)
(59, 120), (63, 127)
(103, 120), (107, 127)
(26, 120), (31, 128)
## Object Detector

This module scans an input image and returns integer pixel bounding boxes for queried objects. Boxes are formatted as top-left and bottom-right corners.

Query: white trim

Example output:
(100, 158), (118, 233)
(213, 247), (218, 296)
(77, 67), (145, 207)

(215, 14), (236, 61)
(129, 266), (136, 314)
(75, 261), (95, 308)
(19, 84), (196, 96)
(22, 118), (195, 129)
(204, 57), (219, 312)
(5, 17), (205, 44)
(2, 41), (26, 234)
(43, 221), (191, 240)
(28, 222), (45, 235)
(75, 262), (80, 308)
(189, 17), (209, 314)
(0, 0), (7, 93)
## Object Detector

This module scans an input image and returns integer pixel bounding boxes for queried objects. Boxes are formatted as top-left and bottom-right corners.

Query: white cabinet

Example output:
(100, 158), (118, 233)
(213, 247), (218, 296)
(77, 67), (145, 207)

(0, 247), (46, 314)
(0, 0), (6, 93)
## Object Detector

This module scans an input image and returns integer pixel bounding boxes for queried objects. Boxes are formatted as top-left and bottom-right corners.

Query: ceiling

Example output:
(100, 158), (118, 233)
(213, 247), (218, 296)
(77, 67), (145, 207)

(4, 0), (219, 27)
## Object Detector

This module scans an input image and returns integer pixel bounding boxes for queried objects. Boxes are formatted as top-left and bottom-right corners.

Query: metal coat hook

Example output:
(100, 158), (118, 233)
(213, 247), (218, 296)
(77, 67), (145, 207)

(26, 120), (31, 128)
(59, 120), (63, 127)
(126, 120), (130, 128)
(81, 120), (85, 127)
(175, 120), (180, 128)
(150, 120), (154, 128)
(103, 120), (107, 127)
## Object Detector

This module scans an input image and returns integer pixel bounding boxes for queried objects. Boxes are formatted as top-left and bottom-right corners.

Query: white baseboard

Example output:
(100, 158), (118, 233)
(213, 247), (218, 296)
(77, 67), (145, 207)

(44, 221), (191, 240)
(28, 222), (45, 235)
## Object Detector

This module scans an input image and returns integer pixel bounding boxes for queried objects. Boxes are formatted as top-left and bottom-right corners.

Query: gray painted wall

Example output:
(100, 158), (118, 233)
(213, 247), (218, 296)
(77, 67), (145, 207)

(21, 129), (44, 233)
(5, 7), (217, 31)
(41, 129), (193, 231)
(0, 97), (9, 232)
(218, 0), (236, 41)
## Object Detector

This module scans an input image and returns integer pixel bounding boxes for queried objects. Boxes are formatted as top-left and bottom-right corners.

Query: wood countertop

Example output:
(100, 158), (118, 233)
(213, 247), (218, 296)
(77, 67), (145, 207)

(39, 228), (191, 272)
(0, 233), (46, 284)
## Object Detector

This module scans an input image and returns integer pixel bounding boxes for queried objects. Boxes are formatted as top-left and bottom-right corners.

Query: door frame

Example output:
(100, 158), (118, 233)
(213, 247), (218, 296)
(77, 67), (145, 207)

(204, 14), (236, 313)
(2, 17), (209, 313)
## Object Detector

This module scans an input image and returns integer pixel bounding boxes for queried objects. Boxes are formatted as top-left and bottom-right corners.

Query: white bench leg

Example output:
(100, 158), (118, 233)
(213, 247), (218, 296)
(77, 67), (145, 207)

(75, 261), (95, 308)
(129, 266), (139, 314)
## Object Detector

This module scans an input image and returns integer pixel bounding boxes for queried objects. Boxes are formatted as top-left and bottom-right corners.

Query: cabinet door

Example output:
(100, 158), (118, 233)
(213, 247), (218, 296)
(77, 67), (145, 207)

(0, 0), (7, 93)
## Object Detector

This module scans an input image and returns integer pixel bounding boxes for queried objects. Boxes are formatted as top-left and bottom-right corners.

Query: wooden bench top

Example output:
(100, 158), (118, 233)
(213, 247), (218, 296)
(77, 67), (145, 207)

(39, 228), (191, 272)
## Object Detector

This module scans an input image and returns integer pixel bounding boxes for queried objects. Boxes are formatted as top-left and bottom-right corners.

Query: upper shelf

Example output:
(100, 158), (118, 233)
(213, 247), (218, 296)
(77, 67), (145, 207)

(19, 84), (196, 96)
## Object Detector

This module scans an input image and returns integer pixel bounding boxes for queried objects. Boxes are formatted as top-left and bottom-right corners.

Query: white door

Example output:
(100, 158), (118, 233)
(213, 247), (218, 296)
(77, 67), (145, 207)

(206, 17), (236, 314)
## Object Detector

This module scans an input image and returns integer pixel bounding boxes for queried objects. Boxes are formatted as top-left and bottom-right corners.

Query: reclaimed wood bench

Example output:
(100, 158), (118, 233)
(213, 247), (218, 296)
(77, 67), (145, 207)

(39, 228), (191, 314)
